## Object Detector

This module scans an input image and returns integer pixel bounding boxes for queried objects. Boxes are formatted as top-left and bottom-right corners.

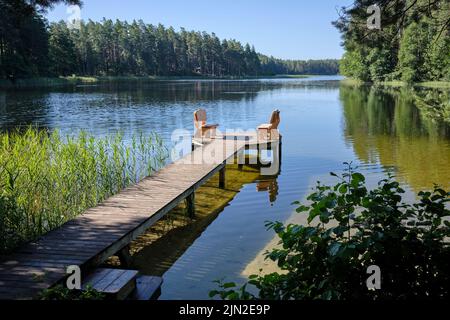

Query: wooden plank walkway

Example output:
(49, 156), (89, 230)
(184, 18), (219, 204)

(0, 136), (257, 299)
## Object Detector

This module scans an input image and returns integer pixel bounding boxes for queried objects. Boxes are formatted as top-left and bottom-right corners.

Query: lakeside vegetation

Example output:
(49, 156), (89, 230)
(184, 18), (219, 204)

(211, 166), (450, 300)
(379, 81), (450, 89)
(0, 128), (167, 254)
(0, 0), (339, 85)
(0, 76), (97, 89)
(335, 0), (449, 84)
(341, 78), (450, 89)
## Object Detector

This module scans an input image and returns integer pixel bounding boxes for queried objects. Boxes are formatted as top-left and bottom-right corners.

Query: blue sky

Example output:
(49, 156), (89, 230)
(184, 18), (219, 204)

(46, 0), (354, 60)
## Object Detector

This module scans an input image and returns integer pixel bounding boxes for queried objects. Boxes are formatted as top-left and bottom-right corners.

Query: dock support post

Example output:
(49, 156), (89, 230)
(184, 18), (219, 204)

(256, 143), (262, 166)
(219, 165), (226, 189)
(279, 138), (282, 168)
(186, 192), (195, 218)
(237, 150), (244, 170)
(118, 245), (132, 268)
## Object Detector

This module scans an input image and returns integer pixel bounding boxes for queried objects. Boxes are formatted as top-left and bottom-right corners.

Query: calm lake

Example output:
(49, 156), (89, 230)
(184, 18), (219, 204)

(1, 76), (449, 299)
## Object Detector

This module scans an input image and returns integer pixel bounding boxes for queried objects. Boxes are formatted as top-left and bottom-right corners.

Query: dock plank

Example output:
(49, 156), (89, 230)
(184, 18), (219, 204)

(131, 275), (163, 300)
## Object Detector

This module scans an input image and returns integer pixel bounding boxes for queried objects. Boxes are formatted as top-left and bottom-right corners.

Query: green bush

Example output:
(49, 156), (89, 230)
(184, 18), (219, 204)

(340, 49), (370, 82)
(38, 285), (105, 300)
(211, 164), (450, 300)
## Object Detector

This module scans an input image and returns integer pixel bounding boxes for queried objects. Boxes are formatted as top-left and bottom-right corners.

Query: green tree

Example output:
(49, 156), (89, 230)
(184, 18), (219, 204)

(48, 21), (77, 76)
(2, 10), (340, 80)
(367, 48), (395, 82)
(398, 20), (430, 83)
(334, 0), (449, 83)
(340, 49), (370, 81)
(427, 28), (450, 81)
(0, 0), (81, 80)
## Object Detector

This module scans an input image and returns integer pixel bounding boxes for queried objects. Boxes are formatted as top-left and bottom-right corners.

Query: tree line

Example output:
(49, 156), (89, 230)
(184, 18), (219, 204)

(0, 0), (339, 80)
(334, 0), (450, 83)
(49, 20), (265, 77)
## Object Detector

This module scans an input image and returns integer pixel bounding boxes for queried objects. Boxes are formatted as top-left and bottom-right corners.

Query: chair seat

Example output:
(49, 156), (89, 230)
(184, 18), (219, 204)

(258, 124), (272, 129)
(201, 124), (219, 129)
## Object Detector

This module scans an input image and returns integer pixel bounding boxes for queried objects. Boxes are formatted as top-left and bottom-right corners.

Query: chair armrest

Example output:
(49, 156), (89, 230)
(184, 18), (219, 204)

(258, 124), (272, 129)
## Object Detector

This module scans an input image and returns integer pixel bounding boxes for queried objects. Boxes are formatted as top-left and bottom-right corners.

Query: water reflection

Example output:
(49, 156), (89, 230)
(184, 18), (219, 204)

(256, 178), (279, 203)
(1, 77), (449, 299)
(0, 78), (341, 135)
(341, 85), (450, 191)
(127, 163), (281, 277)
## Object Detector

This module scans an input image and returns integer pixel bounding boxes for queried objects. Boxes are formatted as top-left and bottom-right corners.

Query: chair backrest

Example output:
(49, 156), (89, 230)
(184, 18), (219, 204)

(269, 110), (281, 129)
(194, 109), (207, 129)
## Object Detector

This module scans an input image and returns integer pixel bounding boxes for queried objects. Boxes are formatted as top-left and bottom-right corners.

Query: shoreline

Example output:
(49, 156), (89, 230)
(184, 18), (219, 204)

(340, 78), (450, 89)
(2, 76), (448, 90)
(0, 74), (320, 90)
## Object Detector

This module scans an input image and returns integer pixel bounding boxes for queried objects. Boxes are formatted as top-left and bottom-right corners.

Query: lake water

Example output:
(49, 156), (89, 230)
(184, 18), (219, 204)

(1, 76), (449, 299)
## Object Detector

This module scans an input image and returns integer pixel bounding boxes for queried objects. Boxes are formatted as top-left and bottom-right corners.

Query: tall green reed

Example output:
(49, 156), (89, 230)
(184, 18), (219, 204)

(0, 127), (167, 254)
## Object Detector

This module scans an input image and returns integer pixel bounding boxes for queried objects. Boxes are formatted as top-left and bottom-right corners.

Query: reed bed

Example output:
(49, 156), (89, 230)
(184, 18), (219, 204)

(0, 128), (168, 254)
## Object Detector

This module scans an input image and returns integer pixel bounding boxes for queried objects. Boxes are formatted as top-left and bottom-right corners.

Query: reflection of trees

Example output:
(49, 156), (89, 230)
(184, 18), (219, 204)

(0, 91), (52, 130)
(341, 85), (450, 191)
(413, 89), (450, 126)
(1, 79), (341, 131)
(77, 79), (341, 104)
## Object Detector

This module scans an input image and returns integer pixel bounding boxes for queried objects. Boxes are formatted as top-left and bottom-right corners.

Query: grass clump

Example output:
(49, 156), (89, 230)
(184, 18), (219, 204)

(38, 284), (105, 300)
(0, 127), (167, 254)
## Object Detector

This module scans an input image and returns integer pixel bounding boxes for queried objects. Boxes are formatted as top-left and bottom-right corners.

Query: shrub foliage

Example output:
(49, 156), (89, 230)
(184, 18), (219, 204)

(211, 164), (450, 300)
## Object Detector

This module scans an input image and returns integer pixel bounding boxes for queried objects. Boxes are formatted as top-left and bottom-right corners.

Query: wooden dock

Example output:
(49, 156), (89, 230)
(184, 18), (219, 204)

(0, 134), (280, 299)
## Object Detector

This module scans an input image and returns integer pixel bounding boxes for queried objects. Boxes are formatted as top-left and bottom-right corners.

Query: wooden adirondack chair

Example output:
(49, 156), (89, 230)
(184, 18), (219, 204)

(258, 110), (281, 140)
(194, 109), (219, 138)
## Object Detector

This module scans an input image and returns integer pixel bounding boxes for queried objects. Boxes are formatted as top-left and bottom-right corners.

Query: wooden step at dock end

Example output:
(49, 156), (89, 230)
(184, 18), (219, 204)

(82, 268), (139, 300)
(130, 275), (163, 300)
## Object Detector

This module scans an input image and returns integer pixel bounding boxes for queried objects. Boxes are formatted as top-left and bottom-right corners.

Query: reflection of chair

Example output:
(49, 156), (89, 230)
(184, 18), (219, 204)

(256, 180), (271, 191)
(194, 109), (219, 138)
(256, 179), (279, 203)
(258, 110), (281, 140)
